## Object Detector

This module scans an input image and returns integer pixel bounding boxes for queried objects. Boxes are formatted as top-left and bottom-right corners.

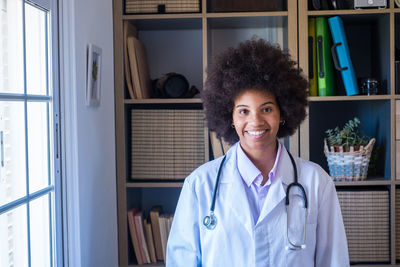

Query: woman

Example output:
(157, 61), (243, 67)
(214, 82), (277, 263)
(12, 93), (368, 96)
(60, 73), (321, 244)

(166, 39), (349, 267)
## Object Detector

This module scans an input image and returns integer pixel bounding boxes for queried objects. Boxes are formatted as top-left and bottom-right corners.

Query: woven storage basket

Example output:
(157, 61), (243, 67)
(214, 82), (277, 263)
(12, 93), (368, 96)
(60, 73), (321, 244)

(324, 138), (375, 181)
(131, 109), (206, 180)
(338, 190), (390, 263)
(125, 0), (200, 14)
(396, 190), (400, 261)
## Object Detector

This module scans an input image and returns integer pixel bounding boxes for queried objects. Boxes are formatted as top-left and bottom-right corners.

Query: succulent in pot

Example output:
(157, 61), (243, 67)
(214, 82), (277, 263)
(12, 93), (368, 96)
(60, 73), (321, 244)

(325, 117), (370, 152)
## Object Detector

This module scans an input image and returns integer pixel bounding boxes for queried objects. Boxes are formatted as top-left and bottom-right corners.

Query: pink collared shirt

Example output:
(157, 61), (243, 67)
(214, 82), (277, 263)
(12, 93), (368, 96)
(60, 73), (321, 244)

(236, 141), (282, 224)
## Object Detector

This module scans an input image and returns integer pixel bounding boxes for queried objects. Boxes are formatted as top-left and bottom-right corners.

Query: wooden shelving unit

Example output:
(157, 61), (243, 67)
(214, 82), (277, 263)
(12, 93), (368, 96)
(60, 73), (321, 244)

(113, 0), (400, 266)
(298, 0), (400, 265)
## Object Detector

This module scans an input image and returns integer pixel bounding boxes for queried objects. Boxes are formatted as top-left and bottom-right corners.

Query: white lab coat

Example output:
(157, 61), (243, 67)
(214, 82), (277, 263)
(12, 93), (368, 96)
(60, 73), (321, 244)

(166, 142), (349, 267)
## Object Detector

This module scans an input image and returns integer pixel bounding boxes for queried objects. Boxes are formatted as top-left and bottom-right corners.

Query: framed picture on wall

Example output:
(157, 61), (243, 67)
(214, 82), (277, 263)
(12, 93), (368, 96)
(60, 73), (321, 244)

(86, 43), (102, 107)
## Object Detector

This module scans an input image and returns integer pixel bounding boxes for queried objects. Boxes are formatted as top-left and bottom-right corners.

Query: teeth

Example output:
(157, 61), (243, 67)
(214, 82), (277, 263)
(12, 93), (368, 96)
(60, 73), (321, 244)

(247, 130), (265, 136)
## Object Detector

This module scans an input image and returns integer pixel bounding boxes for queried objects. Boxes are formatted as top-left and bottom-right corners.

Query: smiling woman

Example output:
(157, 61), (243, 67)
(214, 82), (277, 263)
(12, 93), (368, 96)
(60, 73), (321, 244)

(166, 39), (350, 267)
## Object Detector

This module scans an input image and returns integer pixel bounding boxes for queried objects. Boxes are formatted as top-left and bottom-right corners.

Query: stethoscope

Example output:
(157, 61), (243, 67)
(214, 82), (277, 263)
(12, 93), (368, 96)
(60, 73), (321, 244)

(203, 144), (308, 250)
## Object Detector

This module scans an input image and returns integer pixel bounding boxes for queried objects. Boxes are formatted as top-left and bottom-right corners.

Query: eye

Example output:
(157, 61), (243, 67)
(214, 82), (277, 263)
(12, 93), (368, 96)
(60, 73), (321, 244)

(262, 107), (272, 113)
(239, 109), (248, 115)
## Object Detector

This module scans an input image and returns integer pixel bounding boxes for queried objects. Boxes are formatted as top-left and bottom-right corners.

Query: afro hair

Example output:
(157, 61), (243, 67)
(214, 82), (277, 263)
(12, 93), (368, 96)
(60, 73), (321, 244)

(202, 38), (309, 145)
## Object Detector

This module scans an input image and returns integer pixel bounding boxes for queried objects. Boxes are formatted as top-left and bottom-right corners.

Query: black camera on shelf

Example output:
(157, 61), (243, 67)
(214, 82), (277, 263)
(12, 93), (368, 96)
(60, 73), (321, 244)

(152, 72), (199, 98)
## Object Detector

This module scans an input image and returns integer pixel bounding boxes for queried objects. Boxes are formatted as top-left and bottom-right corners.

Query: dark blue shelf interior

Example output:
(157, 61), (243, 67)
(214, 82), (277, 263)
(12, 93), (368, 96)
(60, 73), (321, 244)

(309, 100), (391, 180)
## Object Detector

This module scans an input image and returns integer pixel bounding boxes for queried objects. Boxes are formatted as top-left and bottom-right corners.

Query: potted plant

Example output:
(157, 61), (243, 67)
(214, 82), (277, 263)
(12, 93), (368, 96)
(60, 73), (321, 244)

(324, 117), (375, 181)
(325, 117), (370, 152)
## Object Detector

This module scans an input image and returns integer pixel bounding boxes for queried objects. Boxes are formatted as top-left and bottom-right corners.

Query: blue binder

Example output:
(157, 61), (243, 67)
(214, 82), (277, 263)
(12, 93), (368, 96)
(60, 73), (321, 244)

(328, 16), (359, 96)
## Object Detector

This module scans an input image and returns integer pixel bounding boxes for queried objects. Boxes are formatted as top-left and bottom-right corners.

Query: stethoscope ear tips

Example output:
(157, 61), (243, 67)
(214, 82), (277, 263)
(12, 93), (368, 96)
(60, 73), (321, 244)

(203, 213), (217, 230)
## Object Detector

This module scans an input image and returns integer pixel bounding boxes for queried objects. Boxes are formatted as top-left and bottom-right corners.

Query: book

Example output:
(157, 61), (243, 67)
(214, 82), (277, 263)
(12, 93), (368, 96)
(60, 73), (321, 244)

(150, 206), (164, 260)
(308, 17), (318, 96)
(134, 212), (151, 264)
(396, 61), (400, 94)
(166, 215), (174, 238)
(127, 208), (144, 265)
(328, 16), (359, 96)
(159, 215), (168, 263)
(123, 22), (137, 99)
(144, 218), (157, 263)
(316, 17), (335, 96)
(133, 37), (152, 99)
(127, 36), (143, 99)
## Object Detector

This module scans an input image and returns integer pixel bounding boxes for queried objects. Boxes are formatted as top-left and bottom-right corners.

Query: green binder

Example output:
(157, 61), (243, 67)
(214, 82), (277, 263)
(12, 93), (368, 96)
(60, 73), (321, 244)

(308, 18), (318, 96)
(316, 17), (335, 96)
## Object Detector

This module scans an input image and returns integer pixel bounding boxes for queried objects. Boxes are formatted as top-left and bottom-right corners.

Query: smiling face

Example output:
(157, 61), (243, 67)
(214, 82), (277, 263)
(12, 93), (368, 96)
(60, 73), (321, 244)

(232, 89), (282, 156)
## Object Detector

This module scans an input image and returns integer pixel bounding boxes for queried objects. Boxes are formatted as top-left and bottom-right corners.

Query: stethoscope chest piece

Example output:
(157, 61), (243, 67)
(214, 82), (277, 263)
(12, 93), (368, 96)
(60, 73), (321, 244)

(203, 211), (217, 230)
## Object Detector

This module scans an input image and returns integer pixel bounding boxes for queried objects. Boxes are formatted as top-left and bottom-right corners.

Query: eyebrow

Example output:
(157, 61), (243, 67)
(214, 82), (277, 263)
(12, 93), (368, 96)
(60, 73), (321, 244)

(235, 101), (275, 108)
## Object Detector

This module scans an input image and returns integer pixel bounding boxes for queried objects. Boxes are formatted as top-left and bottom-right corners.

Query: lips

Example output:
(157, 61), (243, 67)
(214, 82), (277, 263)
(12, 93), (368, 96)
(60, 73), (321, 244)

(246, 129), (268, 138)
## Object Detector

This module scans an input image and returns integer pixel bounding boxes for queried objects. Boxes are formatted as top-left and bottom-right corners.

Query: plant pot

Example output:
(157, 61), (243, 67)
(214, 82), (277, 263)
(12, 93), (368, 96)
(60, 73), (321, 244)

(324, 138), (376, 181)
(333, 145), (360, 152)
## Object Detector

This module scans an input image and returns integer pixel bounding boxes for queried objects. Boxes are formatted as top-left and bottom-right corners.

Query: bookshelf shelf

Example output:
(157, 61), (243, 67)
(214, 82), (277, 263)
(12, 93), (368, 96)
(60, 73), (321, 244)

(131, 263), (165, 267)
(335, 179), (391, 186)
(122, 13), (203, 20)
(205, 11), (288, 18)
(124, 98), (202, 104)
(309, 95), (392, 101)
(126, 182), (184, 188)
(308, 9), (391, 16)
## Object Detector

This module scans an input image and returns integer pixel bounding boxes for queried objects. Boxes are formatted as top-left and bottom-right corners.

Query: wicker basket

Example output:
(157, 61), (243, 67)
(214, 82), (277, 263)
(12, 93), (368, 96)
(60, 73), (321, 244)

(324, 138), (375, 181)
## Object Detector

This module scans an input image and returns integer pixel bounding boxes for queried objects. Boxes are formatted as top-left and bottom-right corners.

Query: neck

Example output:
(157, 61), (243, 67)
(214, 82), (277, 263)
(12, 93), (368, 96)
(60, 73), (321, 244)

(241, 140), (278, 176)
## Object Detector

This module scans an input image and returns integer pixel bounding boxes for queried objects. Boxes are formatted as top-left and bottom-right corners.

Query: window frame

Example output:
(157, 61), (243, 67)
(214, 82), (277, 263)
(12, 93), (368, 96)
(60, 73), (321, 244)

(0, 0), (63, 266)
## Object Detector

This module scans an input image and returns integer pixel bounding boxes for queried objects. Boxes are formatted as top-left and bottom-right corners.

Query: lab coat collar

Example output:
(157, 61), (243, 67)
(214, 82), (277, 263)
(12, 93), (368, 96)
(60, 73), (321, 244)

(220, 143), (297, 229)
(222, 142), (294, 185)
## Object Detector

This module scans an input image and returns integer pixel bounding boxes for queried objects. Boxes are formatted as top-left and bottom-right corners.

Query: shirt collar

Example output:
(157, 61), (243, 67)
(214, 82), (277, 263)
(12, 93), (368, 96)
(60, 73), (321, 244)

(237, 141), (283, 187)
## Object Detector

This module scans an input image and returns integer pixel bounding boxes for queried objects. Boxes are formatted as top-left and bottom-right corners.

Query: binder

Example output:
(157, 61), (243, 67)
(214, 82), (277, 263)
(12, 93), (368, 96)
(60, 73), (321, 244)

(328, 16), (359, 96)
(395, 61), (400, 94)
(308, 18), (318, 96)
(316, 17), (335, 96)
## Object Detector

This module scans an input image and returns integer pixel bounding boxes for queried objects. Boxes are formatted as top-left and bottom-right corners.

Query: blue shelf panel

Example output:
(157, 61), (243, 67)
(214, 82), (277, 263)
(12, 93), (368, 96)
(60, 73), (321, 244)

(309, 100), (391, 180)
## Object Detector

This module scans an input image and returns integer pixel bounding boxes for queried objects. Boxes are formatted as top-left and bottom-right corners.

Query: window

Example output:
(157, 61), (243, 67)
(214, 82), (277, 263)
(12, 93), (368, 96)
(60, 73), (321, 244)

(0, 0), (61, 267)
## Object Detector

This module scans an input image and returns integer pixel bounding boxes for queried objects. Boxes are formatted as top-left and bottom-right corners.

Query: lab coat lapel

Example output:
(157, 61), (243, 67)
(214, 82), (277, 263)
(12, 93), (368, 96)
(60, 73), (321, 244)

(221, 143), (254, 235)
(257, 176), (286, 224)
(257, 148), (294, 224)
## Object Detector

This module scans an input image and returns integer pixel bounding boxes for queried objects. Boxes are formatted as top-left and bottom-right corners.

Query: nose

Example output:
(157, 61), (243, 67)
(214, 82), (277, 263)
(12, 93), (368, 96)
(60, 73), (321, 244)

(248, 111), (263, 125)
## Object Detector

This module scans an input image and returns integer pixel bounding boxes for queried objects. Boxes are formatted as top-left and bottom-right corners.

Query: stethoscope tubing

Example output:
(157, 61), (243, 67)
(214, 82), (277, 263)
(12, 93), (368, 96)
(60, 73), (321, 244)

(203, 144), (308, 249)
(210, 155), (226, 212)
(286, 151), (308, 209)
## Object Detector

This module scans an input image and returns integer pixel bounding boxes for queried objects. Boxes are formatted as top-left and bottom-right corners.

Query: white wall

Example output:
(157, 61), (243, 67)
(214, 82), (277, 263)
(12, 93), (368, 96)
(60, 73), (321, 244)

(67, 0), (118, 266)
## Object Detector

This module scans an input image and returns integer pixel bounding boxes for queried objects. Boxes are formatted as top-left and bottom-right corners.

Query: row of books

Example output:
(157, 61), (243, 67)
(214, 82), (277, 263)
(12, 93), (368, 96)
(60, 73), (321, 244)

(308, 16), (359, 97)
(127, 206), (174, 264)
(124, 22), (152, 99)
